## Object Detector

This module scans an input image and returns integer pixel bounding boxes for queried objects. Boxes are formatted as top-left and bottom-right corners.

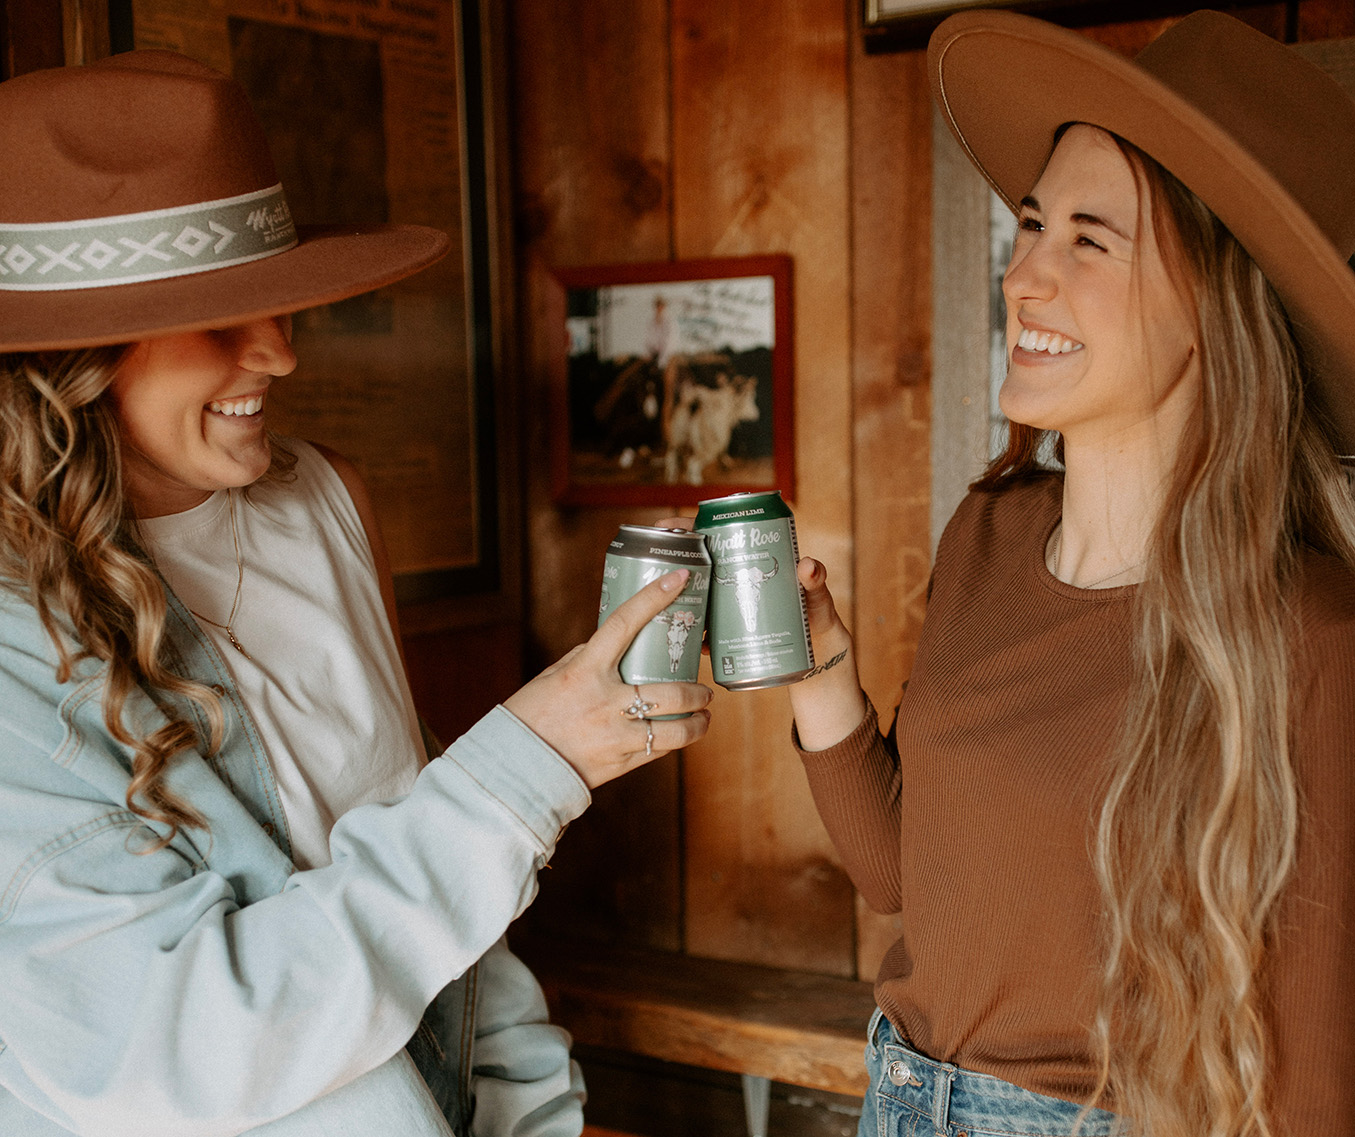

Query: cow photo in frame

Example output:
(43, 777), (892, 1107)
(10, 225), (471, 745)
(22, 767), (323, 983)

(551, 255), (794, 507)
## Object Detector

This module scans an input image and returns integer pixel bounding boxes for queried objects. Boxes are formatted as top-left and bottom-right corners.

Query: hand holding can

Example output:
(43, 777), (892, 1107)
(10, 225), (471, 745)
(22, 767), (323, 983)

(599, 525), (712, 715)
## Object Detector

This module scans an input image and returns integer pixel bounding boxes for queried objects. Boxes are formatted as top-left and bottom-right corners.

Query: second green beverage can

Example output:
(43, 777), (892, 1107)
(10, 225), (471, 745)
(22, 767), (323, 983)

(694, 490), (814, 690)
(599, 525), (712, 695)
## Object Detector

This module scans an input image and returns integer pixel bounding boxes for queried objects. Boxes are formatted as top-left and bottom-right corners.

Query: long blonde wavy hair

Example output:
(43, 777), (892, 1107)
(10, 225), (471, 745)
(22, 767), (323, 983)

(0, 347), (289, 845)
(976, 135), (1355, 1136)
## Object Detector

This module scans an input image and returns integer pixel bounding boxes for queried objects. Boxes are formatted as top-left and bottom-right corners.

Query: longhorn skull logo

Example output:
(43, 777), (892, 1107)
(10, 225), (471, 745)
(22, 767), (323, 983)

(714, 557), (778, 633)
(655, 608), (699, 673)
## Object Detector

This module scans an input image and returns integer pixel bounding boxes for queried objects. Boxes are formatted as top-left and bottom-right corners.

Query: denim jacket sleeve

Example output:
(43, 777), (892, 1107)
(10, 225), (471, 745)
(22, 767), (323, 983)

(0, 597), (592, 1137)
(467, 937), (585, 1137)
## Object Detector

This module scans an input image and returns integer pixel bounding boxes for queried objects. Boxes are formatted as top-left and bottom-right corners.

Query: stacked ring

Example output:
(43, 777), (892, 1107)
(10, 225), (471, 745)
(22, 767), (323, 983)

(621, 684), (658, 757)
(622, 684), (658, 721)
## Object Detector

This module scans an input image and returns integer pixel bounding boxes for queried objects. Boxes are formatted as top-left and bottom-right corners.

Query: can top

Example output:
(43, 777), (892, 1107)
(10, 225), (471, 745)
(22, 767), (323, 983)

(694, 490), (790, 526)
(609, 524), (712, 562)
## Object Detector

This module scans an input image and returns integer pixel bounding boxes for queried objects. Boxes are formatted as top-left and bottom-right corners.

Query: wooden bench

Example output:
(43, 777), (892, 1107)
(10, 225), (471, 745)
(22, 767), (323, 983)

(514, 940), (876, 1137)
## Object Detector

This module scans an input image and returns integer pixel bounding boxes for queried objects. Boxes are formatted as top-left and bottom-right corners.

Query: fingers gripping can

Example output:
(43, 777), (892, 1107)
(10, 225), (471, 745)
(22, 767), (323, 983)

(695, 490), (814, 690)
(599, 525), (712, 696)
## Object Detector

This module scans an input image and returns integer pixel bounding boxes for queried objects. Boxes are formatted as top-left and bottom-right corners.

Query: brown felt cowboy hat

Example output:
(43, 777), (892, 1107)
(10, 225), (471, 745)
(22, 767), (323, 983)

(0, 49), (449, 353)
(929, 8), (1355, 452)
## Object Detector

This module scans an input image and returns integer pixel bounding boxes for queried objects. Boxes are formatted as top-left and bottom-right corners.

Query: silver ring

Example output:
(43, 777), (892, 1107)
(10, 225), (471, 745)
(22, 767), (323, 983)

(645, 721), (654, 758)
(622, 683), (658, 721)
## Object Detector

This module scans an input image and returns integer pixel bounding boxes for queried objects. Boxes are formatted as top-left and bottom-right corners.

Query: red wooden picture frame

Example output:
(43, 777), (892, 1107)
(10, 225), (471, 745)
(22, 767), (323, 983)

(549, 254), (794, 508)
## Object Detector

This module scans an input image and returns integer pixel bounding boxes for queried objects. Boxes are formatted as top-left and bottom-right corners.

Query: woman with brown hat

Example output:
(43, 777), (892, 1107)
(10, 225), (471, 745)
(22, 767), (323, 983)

(0, 50), (711, 1137)
(789, 10), (1355, 1137)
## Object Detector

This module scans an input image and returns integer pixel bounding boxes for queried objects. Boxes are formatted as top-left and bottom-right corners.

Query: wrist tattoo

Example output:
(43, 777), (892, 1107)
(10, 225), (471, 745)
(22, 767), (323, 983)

(804, 649), (847, 679)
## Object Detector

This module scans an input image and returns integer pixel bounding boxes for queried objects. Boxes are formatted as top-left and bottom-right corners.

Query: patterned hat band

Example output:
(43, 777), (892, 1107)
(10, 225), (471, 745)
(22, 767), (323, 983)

(0, 183), (297, 291)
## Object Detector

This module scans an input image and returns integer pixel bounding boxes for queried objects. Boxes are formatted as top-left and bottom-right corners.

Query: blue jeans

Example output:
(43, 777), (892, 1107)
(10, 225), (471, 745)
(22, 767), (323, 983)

(858, 1010), (1119, 1137)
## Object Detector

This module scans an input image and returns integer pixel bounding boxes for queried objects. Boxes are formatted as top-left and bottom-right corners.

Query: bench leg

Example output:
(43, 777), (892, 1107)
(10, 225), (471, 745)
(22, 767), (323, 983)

(740, 1073), (771, 1137)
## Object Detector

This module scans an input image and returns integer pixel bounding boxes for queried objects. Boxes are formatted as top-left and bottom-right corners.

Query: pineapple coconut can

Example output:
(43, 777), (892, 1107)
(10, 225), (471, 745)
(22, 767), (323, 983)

(599, 525), (712, 717)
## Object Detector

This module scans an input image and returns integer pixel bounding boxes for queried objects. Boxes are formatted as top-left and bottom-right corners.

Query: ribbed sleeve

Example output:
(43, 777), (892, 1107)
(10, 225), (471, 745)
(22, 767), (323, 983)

(796, 701), (902, 913)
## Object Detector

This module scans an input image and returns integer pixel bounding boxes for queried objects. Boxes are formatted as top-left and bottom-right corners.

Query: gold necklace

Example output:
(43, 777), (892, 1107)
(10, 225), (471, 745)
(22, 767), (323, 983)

(187, 489), (252, 659)
(1050, 525), (1145, 590)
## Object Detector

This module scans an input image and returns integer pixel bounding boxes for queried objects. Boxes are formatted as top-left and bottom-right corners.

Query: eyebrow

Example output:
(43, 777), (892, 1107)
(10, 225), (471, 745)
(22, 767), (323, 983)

(1020, 194), (1134, 243)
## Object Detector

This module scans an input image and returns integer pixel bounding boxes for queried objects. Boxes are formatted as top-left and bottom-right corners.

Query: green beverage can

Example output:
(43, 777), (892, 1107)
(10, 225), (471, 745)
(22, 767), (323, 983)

(599, 525), (712, 698)
(695, 490), (814, 690)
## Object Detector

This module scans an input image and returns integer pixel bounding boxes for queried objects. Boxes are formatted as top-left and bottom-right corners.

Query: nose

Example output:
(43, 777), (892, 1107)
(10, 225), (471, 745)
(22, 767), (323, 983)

(232, 315), (298, 377)
(1002, 236), (1057, 307)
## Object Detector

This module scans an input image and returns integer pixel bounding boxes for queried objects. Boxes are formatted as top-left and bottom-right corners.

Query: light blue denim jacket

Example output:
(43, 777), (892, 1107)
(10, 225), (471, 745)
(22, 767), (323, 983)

(0, 588), (591, 1137)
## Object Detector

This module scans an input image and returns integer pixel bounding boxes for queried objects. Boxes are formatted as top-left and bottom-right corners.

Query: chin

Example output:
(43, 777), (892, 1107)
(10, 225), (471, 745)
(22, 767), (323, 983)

(237, 462), (272, 489)
(237, 439), (275, 474)
(998, 391), (1051, 432)
(215, 456), (272, 492)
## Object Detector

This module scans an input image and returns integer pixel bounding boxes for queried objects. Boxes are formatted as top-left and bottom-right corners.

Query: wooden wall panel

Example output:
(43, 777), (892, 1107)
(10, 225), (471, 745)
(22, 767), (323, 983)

(509, 0), (687, 952)
(847, 23), (933, 979)
(0, 0), (63, 77)
(670, 0), (857, 976)
(402, 622), (521, 750)
(1297, 0), (1355, 40)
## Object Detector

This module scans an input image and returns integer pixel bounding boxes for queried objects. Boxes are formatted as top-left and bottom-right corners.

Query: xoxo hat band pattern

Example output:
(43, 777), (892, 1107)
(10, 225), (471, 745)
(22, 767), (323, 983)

(0, 184), (296, 291)
(0, 49), (448, 352)
(928, 9), (1355, 452)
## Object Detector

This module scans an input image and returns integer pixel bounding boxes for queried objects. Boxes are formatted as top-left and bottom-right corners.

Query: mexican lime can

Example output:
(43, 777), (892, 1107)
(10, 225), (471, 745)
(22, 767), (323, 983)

(598, 525), (711, 698)
(694, 490), (814, 690)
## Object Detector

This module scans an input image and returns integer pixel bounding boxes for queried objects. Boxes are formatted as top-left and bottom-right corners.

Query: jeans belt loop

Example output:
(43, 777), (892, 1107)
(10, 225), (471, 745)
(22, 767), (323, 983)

(933, 1064), (956, 1134)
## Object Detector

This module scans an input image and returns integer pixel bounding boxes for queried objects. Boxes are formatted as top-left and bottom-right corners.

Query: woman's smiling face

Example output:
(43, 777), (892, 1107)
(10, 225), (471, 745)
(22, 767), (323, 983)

(1000, 124), (1201, 455)
(108, 315), (297, 518)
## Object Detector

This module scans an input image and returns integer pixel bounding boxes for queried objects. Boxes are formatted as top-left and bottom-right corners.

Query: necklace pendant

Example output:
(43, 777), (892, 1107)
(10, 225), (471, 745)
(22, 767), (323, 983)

(226, 628), (251, 660)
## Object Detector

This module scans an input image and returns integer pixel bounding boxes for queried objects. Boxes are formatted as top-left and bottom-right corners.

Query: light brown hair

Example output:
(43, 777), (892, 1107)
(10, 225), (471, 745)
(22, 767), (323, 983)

(0, 347), (293, 846)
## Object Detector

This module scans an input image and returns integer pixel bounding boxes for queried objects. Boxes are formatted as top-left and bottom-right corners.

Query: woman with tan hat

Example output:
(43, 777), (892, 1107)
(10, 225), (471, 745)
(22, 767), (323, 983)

(789, 10), (1355, 1137)
(0, 50), (711, 1137)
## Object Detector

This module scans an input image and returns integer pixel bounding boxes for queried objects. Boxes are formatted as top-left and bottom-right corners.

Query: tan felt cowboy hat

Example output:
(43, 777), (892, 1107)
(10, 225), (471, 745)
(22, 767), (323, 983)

(929, 9), (1355, 453)
(0, 49), (449, 353)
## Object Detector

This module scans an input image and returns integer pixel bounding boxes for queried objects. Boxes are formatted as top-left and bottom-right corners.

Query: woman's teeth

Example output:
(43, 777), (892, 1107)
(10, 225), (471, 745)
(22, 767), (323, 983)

(209, 396), (265, 417)
(1017, 328), (1084, 355)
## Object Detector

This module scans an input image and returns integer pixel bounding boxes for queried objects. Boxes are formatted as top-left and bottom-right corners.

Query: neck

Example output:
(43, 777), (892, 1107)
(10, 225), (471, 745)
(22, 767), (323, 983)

(1055, 436), (1172, 588)
(1048, 351), (1200, 587)
(123, 475), (214, 520)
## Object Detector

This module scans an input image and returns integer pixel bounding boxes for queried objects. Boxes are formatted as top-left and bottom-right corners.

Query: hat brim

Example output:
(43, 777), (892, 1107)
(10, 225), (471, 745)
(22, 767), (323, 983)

(0, 222), (451, 352)
(930, 10), (1355, 453)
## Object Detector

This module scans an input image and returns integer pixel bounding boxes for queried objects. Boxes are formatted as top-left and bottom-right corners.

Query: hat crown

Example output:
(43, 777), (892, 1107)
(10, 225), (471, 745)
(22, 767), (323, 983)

(1136, 10), (1355, 256)
(0, 47), (448, 353)
(0, 50), (280, 224)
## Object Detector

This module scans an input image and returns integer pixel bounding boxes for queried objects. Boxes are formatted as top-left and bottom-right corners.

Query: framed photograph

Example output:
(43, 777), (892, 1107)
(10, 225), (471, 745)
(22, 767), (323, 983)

(550, 255), (794, 508)
(864, 0), (993, 26)
(109, 0), (507, 608)
(863, 0), (1205, 52)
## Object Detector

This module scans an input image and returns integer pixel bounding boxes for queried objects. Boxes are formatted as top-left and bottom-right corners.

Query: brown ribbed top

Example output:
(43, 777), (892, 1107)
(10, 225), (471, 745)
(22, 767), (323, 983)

(798, 474), (1355, 1132)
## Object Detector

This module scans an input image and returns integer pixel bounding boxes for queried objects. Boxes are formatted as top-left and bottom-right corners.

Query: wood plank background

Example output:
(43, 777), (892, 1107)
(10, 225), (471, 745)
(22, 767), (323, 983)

(505, 0), (1355, 988)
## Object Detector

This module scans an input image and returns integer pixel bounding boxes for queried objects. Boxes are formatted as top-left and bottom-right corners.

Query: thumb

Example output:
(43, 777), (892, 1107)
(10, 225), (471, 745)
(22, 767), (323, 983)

(797, 558), (840, 635)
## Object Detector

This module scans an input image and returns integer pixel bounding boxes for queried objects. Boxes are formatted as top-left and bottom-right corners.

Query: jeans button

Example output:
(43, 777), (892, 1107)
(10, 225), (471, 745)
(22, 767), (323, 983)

(887, 1060), (910, 1086)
